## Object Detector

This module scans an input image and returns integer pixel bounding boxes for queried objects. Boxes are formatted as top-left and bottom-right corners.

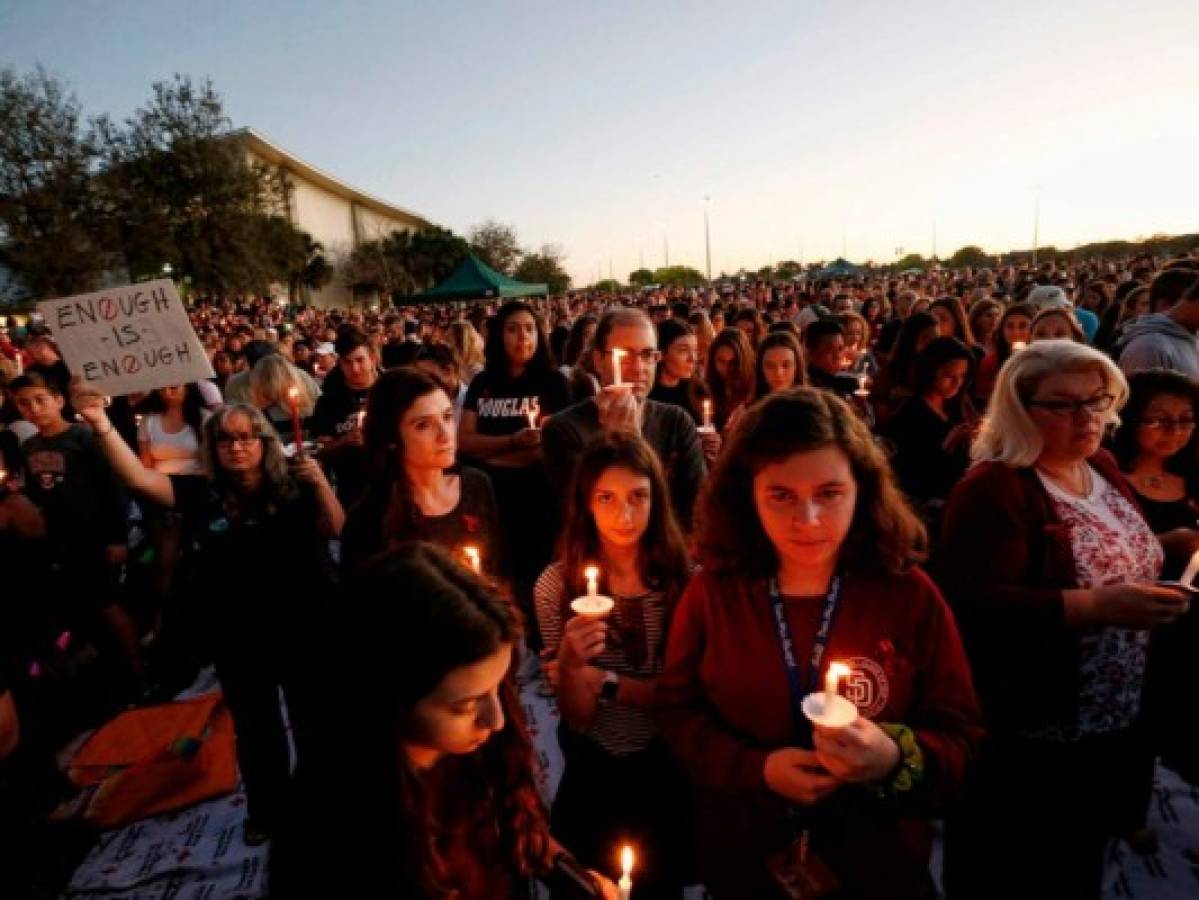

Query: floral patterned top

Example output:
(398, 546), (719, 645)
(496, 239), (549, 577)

(1033, 466), (1162, 740)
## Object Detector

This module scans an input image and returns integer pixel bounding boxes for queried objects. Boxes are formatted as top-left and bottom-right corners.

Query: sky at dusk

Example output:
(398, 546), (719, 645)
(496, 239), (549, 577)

(2, 0), (1197, 285)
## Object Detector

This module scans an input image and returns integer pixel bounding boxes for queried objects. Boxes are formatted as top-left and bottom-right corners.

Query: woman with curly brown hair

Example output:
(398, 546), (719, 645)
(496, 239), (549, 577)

(657, 388), (983, 899)
(272, 542), (620, 898)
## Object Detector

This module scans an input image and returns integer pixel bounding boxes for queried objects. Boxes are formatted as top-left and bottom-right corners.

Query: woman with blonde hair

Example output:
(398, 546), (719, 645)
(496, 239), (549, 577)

(938, 340), (1191, 899)
(447, 320), (486, 380)
(248, 354), (320, 445)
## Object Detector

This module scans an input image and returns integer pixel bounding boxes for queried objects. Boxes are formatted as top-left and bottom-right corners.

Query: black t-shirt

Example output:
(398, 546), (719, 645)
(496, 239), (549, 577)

(340, 467), (502, 575)
(463, 367), (570, 439)
(312, 376), (372, 505)
(649, 379), (700, 425)
(169, 474), (334, 633)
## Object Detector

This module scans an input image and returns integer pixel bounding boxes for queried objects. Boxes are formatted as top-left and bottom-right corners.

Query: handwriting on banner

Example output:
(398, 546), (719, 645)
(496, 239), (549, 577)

(37, 280), (214, 396)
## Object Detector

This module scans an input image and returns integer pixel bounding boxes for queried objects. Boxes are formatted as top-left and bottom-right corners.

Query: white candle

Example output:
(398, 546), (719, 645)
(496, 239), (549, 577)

(1011, 341), (1027, 352)
(854, 374), (870, 397)
(0, 469), (7, 486)
(526, 399), (540, 430)
(355, 410), (366, 430)
(463, 546), (481, 575)
(618, 846), (634, 900)
(14, 354), (22, 376)
(1180, 549), (1199, 587)
(702, 399), (713, 430)
(611, 349), (627, 387)
(585, 565), (599, 598)
(824, 662), (850, 711)
(570, 565), (614, 618)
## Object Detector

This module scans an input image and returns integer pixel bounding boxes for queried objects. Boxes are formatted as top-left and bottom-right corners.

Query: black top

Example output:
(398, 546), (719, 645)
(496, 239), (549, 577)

(312, 374), (372, 506)
(1130, 488), (1198, 535)
(169, 474), (334, 634)
(340, 467), (502, 576)
(463, 368), (570, 441)
(806, 365), (859, 398)
(881, 397), (970, 507)
(648, 379), (701, 425)
(21, 424), (127, 552)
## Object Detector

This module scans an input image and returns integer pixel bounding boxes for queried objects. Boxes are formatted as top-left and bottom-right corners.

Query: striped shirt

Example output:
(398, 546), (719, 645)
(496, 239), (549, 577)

(534, 562), (665, 756)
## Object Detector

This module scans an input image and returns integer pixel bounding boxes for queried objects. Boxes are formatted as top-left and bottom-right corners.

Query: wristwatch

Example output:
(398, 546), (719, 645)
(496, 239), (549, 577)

(599, 670), (620, 701)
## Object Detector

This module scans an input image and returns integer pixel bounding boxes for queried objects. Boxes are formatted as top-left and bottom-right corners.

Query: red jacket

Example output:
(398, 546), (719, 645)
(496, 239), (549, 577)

(657, 566), (982, 899)
(935, 451), (1145, 733)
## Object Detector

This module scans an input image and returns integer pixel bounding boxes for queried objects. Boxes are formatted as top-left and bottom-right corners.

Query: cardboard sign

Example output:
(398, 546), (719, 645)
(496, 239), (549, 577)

(37, 280), (214, 396)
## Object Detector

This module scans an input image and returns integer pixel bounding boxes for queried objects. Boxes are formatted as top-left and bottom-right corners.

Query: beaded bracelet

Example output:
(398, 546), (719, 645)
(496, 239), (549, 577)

(874, 723), (924, 798)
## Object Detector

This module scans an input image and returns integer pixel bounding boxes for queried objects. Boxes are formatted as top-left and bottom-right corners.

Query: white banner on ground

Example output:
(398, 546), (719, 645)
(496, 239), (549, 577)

(37, 279), (213, 396)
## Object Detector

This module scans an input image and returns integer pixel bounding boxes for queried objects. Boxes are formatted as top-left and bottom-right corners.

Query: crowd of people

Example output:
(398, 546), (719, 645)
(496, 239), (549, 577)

(1, 251), (1198, 898)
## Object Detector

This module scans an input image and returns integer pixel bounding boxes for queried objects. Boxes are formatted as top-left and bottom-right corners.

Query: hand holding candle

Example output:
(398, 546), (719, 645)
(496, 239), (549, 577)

(287, 386), (305, 455)
(698, 398), (715, 434)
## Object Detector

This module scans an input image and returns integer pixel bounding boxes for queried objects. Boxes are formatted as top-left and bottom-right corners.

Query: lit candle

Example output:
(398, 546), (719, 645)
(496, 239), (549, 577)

(570, 565), (614, 618)
(618, 846), (634, 900)
(134, 414), (144, 429)
(854, 374), (870, 397)
(526, 398), (541, 430)
(14, 353), (22, 376)
(1011, 341), (1027, 352)
(1180, 549), (1199, 587)
(0, 468), (7, 488)
(463, 546), (481, 575)
(355, 410), (366, 431)
(610, 349), (627, 387)
(825, 661), (850, 711)
(287, 386), (304, 455)
(702, 399), (713, 431)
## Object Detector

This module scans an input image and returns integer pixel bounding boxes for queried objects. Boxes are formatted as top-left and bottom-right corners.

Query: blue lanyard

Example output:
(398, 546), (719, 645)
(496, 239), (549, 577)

(767, 574), (843, 747)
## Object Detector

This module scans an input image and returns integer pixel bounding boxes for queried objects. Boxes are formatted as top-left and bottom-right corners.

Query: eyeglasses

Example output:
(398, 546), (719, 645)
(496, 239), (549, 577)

(1139, 415), (1197, 432)
(1026, 393), (1115, 418)
(615, 349), (662, 365)
(215, 432), (262, 447)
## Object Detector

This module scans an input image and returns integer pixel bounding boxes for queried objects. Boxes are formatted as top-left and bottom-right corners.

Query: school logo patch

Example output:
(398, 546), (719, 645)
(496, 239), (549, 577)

(844, 656), (889, 719)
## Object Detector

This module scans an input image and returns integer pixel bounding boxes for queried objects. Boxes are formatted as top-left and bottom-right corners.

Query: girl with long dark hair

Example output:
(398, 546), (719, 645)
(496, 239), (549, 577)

(273, 542), (619, 898)
(341, 367), (501, 576)
(459, 301), (570, 614)
(704, 328), (755, 433)
(535, 434), (692, 897)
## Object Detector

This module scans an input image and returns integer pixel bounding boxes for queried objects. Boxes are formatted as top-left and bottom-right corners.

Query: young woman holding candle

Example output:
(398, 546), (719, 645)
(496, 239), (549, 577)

(340, 367), (502, 577)
(70, 382), (343, 847)
(459, 301), (570, 613)
(657, 388), (983, 899)
(535, 433), (693, 899)
(649, 319), (721, 464)
(879, 337), (978, 538)
(868, 311), (938, 423)
(936, 341), (1192, 899)
(1110, 369), (1199, 798)
(972, 301), (1035, 406)
(272, 543), (620, 899)
(704, 327), (755, 433)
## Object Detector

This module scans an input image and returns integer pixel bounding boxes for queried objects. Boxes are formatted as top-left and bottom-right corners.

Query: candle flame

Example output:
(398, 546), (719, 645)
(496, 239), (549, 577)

(463, 546), (481, 574)
(829, 662), (850, 683)
(621, 846), (634, 877)
(287, 386), (300, 400)
(584, 565), (599, 581)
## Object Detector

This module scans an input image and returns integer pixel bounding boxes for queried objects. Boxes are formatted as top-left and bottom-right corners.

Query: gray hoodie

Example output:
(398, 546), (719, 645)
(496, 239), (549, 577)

(1116, 313), (1199, 377)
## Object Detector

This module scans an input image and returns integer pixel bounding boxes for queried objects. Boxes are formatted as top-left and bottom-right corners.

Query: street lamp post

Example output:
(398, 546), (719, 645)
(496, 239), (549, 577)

(704, 196), (712, 282)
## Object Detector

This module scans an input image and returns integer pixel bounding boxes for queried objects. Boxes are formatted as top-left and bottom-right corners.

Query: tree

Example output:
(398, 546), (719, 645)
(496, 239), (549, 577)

(775, 260), (803, 279)
(468, 219), (521, 275)
(628, 268), (655, 286)
(653, 265), (705, 287)
(947, 246), (990, 269)
(93, 74), (290, 294)
(0, 67), (110, 297)
(894, 253), (926, 271)
(593, 279), (621, 293)
(514, 244), (571, 295)
(399, 227), (471, 292)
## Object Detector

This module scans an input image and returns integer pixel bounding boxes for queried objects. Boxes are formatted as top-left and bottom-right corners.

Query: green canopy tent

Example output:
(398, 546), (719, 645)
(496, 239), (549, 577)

(815, 258), (861, 279)
(400, 254), (547, 304)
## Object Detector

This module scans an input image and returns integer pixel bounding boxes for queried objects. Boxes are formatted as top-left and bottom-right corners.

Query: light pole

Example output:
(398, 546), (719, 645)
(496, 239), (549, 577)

(1032, 185), (1041, 266)
(663, 233), (669, 268)
(704, 196), (712, 282)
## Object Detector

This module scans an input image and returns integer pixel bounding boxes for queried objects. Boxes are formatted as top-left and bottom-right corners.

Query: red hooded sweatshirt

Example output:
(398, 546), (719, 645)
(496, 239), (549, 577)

(657, 565), (983, 899)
